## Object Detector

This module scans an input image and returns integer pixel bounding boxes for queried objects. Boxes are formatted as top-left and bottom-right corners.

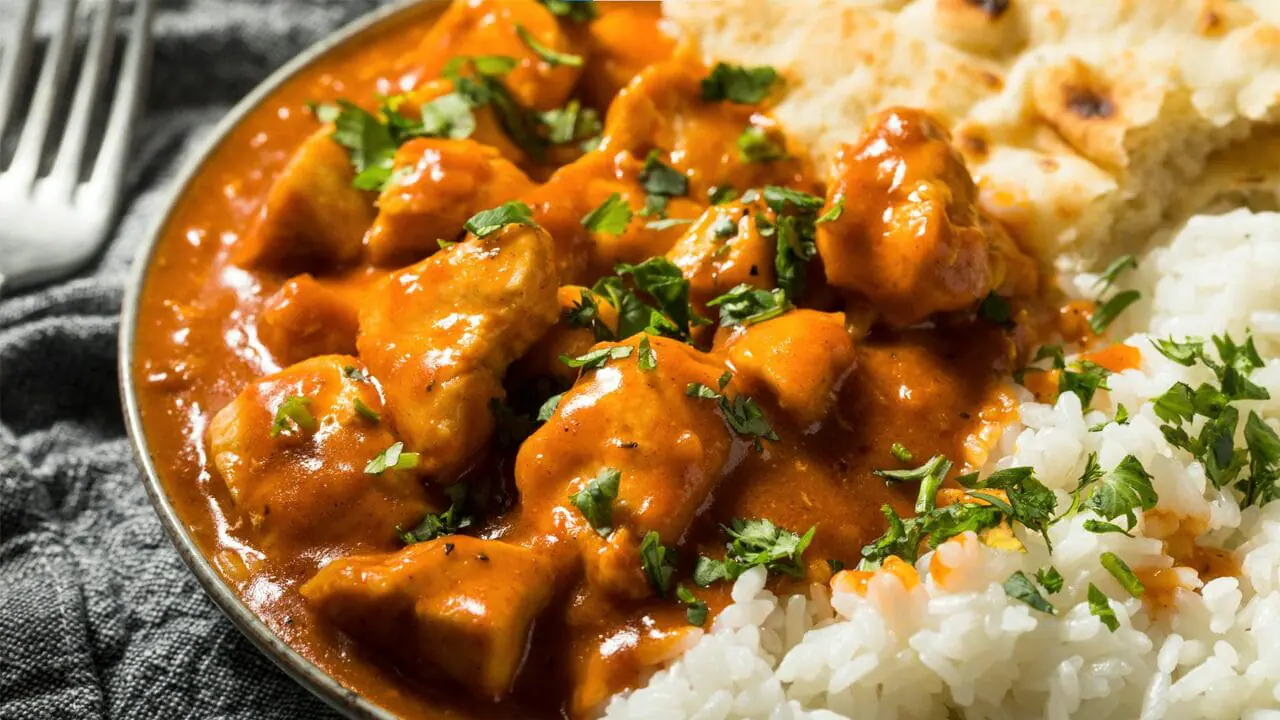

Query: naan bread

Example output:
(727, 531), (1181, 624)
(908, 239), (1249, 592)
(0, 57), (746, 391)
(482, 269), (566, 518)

(663, 0), (1280, 265)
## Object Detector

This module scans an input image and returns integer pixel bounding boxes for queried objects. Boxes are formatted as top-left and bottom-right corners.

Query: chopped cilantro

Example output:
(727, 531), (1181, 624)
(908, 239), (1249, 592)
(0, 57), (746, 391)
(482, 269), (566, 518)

(1090, 290), (1141, 335)
(418, 92), (476, 139)
(561, 344), (634, 370)
(639, 531), (676, 597)
(1003, 570), (1057, 614)
(1088, 583), (1120, 632)
(397, 482), (473, 544)
(1036, 566), (1064, 595)
(890, 442), (914, 463)
(1083, 519), (1134, 537)
(694, 518), (815, 586)
(707, 284), (792, 327)
(329, 100), (400, 191)
(615, 257), (707, 337)
(582, 193), (633, 235)
(978, 293), (1015, 330)
(816, 197), (844, 224)
(640, 151), (689, 198)
(1100, 552), (1144, 598)
(270, 396), (317, 438)
(1243, 411), (1280, 506)
(637, 336), (657, 372)
(685, 374), (779, 451)
(701, 63), (779, 104)
(365, 441), (420, 475)
(569, 467), (621, 537)
(539, 99), (601, 146)
(676, 584), (709, 626)
(874, 455), (953, 513)
(1090, 403), (1130, 432)
(536, 392), (563, 422)
(539, 0), (597, 22)
(1081, 455), (1157, 528)
(708, 185), (738, 205)
(341, 365), (369, 383)
(353, 397), (380, 423)
(1093, 254), (1138, 295)
(464, 200), (536, 237)
(737, 126), (786, 163)
(516, 24), (583, 67)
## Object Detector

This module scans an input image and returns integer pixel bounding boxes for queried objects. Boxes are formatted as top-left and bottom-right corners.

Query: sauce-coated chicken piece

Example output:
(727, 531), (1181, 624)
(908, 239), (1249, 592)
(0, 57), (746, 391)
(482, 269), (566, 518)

(816, 108), (1039, 327)
(515, 336), (742, 599)
(257, 274), (359, 365)
(576, 4), (675, 109)
(722, 310), (855, 426)
(410, 0), (580, 112)
(599, 53), (813, 201)
(667, 199), (777, 311)
(523, 150), (704, 283)
(365, 138), (535, 266)
(208, 355), (430, 557)
(513, 285), (620, 386)
(301, 536), (557, 701)
(237, 127), (374, 272)
(357, 223), (559, 480)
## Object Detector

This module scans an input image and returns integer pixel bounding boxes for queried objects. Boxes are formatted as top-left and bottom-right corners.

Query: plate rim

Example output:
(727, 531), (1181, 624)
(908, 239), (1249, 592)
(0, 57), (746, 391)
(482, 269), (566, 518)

(117, 2), (440, 718)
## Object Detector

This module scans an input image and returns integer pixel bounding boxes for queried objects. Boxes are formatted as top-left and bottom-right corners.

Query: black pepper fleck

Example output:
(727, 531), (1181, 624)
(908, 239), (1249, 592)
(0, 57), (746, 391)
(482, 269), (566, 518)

(444, 542), (455, 555)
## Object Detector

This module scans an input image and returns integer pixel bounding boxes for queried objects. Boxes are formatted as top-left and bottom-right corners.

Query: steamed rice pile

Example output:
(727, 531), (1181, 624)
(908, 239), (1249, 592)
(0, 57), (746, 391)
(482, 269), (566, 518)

(604, 210), (1280, 719)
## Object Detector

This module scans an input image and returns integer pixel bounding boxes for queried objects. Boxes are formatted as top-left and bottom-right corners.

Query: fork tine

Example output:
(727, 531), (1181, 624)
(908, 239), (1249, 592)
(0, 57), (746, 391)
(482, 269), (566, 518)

(7, 0), (78, 190)
(87, 0), (154, 208)
(47, 0), (117, 199)
(0, 0), (39, 148)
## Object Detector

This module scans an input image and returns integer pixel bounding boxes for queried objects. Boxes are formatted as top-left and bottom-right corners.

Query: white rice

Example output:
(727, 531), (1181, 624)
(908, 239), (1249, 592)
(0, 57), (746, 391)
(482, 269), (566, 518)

(604, 212), (1280, 720)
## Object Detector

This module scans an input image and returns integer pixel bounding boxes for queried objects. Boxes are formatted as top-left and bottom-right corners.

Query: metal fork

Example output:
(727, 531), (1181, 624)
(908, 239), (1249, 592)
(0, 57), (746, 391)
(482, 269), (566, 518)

(0, 0), (155, 292)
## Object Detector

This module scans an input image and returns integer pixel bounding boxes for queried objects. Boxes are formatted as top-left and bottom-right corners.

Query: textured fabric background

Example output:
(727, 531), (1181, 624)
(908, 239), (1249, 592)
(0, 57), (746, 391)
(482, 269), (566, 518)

(0, 1), (395, 717)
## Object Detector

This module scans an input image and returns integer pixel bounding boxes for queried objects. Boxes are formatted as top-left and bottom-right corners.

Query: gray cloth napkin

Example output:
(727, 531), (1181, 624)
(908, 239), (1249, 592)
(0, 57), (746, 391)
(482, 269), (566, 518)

(0, 1), (396, 717)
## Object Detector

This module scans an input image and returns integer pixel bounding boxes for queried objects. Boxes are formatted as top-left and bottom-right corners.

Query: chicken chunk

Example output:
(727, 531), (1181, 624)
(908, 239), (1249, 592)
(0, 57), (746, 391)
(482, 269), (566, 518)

(523, 150), (704, 283)
(410, 0), (579, 112)
(208, 355), (430, 556)
(513, 286), (619, 385)
(515, 336), (739, 599)
(237, 127), (373, 272)
(301, 536), (556, 700)
(577, 4), (675, 110)
(722, 310), (855, 426)
(666, 199), (777, 311)
(357, 223), (559, 480)
(257, 274), (359, 365)
(815, 108), (1039, 326)
(365, 138), (535, 266)
(599, 53), (813, 201)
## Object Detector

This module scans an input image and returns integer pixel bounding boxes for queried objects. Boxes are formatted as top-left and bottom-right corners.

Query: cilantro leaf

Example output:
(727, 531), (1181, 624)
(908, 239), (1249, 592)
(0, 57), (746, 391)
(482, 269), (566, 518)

(637, 336), (657, 372)
(1093, 254), (1138, 294)
(676, 584), (709, 626)
(516, 24), (583, 67)
(701, 63), (779, 104)
(270, 396), (317, 438)
(582, 193), (633, 235)
(1036, 566), (1064, 594)
(1100, 552), (1144, 598)
(685, 375), (779, 451)
(1083, 455), (1157, 526)
(874, 455), (953, 513)
(540, 99), (601, 146)
(353, 397), (381, 423)
(707, 284), (792, 327)
(639, 151), (689, 198)
(1090, 290), (1141, 335)
(737, 126), (786, 163)
(330, 100), (399, 191)
(816, 198), (844, 224)
(1243, 411), (1280, 506)
(365, 441), (421, 475)
(694, 518), (815, 586)
(1088, 583), (1120, 631)
(569, 467), (621, 537)
(978, 293), (1015, 330)
(560, 344), (634, 370)
(397, 482), (473, 544)
(539, 0), (597, 22)
(1003, 571), (1057, 614)
(639, 531), (676, 596)
(419, 92), (476, 139)
(859, 505), (925, 566)
(1083, 519), (1134, 536)
(341, 365), (369, 383)
(464, 201), (536, 238)
(615, 257), (707, 337)
(536, 392), (563, 422)
(1060, 360), (1111, 409)
(1151, 336), (1203, 366)
(708, 185), (738, 205)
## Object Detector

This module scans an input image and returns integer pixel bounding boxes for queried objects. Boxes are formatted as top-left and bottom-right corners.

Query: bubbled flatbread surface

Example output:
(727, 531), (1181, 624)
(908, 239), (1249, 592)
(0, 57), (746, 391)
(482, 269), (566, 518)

(663, 0), (1280, 265)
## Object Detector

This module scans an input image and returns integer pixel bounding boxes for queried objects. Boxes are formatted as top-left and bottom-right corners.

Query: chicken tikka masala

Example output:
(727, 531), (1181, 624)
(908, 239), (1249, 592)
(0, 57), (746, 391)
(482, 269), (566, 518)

(131, 0), (1053, 717)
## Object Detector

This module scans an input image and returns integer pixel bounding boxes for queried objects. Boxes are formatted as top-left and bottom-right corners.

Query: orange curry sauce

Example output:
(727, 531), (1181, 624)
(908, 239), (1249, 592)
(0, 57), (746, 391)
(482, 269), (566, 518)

(130, 2), (1049, 718)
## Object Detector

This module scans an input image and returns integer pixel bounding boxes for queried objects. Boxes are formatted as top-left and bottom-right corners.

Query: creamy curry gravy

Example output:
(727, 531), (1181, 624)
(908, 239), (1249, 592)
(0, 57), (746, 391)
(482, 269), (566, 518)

(131, 1), (1049, 717)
